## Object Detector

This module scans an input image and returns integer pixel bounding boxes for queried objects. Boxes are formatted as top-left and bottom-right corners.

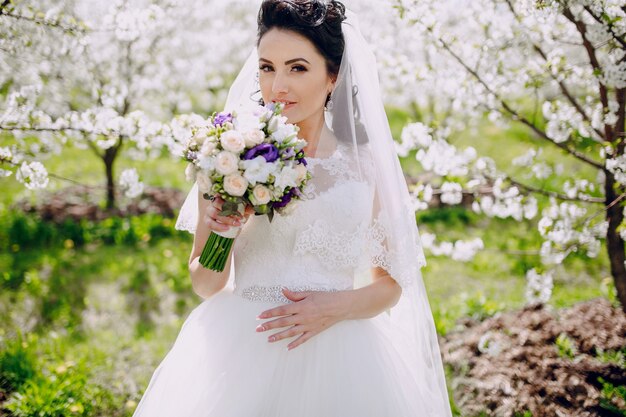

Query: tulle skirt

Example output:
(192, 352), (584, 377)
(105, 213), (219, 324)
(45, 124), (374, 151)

(132, 287), (433, 416)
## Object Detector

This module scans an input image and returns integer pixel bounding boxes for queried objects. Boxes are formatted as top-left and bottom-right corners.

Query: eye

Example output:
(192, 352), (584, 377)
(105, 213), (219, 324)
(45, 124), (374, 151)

(259, 64), (273, 72)
(291, 65), (307, 72)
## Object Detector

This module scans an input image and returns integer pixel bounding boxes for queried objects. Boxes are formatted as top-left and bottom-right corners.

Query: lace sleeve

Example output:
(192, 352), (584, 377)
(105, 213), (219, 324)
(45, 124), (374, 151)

(361, 145), (427, 289)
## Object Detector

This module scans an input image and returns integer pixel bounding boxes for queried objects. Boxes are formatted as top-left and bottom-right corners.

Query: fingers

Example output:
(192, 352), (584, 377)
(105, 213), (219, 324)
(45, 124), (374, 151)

(203, 196), (243, 233)
(287, 331), (313, 350)
(255, 316), (294, 332)
(265, 324), (306, 343)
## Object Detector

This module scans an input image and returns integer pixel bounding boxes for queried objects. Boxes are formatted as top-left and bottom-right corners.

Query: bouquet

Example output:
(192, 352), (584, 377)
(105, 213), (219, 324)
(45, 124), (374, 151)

(182, 102), (311, 272)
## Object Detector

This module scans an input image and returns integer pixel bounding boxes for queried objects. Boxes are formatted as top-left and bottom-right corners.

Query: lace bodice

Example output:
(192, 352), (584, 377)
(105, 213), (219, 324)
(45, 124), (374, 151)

(232, 142), (378, 300)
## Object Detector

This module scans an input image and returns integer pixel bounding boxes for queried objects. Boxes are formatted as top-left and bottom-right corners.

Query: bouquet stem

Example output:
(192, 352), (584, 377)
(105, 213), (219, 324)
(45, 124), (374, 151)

(198, 201), (244, 272)
(199, 232), (235, 272)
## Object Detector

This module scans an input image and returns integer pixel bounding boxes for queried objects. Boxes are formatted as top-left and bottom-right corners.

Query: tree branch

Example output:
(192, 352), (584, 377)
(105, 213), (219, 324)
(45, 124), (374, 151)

(561, 5), (613, 143)
(583, 5), (626, 49)
(0, 9), (86, 35)
(424, 26), (604, 170)
(497, 174), (604, 203)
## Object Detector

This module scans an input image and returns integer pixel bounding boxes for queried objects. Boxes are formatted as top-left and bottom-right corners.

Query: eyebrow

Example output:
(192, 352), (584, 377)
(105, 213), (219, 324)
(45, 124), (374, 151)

(259, 57), (311, 65)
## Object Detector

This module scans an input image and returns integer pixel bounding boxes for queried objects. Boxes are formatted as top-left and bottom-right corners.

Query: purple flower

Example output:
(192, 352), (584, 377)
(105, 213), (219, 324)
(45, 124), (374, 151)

(213, 112), (233, 126)
(243, 143), (279, 162)
(297, 157), (307, 167)
(273, 187), (299, 208)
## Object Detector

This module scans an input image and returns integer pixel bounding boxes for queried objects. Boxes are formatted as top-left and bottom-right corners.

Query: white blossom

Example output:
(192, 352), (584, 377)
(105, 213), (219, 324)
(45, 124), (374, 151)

(525, 268), (553, 305)
(119, 168), (144, 198)
(15, 161), (49, 190)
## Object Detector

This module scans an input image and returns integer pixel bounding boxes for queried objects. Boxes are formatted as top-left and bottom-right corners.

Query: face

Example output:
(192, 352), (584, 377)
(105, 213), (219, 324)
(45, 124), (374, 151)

(257, 28), (336, 124)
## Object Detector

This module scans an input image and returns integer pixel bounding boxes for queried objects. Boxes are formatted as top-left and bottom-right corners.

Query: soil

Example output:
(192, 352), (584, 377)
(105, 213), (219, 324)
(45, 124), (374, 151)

(14, 185), (187, 223)
(441, 298), (626, 417)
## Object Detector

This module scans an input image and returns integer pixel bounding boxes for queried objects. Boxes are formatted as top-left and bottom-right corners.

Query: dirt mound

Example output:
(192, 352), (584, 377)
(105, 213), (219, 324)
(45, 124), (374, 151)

(442, 298), (626, 416)
(14, 185), (187, 223)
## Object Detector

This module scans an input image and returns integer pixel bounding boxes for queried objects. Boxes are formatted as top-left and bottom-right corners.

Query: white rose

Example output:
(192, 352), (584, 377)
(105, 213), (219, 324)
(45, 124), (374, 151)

(215, 151), (239, 175)
(200, 140), (217, 156)
(197, 155), (216, 171)
(220, 130), (245, 153)
(223, 173), (248, 197)
(251, 184), (271, 205)
(185, 163), (197, 182)
(243, 129), (265, 147)
(294, 163), (308, 184)
(192, 127), (209, 145)
(196, 172), (213, 194)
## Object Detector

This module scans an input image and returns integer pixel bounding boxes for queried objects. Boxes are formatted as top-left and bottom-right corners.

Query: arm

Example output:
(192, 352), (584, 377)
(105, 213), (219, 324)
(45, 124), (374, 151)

(188, 192), (252, 299)
(338, 266), (402, 321)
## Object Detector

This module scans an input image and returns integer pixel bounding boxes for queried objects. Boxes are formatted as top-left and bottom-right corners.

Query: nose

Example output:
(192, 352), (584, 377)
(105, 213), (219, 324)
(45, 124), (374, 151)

(271, 72), (288, 95)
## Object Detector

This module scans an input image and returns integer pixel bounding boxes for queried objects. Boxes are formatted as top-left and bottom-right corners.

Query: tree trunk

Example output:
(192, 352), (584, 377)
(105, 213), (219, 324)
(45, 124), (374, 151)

(103, 144), (121, 210)
(604, 171), (626, 312)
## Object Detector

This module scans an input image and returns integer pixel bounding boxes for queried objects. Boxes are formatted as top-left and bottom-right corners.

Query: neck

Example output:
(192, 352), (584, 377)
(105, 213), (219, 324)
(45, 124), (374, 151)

(296, 110), (326, 158)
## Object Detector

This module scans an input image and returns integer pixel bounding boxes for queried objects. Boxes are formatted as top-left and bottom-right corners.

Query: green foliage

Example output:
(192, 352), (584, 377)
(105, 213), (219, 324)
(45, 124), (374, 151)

(555, 332), (578, 359)
(0, 210), (183, 253)
(0, 331), (37, 395)
(601, 277), (620, 308)
(3, 359), (115, 417)
(463, 292), (506, 322)
(416, 205), (478, 227)
(122, 260), (161, 338)
(595, 347), (626, 369)
(598, 376), (626, 416)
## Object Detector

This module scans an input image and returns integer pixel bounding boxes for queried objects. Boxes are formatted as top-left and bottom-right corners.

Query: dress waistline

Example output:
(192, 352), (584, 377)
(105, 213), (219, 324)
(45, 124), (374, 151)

(234, 284), (349, 304)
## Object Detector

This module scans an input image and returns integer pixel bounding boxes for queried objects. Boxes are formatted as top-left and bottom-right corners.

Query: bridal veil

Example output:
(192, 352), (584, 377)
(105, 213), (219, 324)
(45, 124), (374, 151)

(175, 7), (452, 416)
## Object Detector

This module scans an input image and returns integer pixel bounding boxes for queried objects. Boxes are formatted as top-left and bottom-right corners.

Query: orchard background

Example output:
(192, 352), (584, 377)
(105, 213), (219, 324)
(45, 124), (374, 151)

(1, 0), (624, 415)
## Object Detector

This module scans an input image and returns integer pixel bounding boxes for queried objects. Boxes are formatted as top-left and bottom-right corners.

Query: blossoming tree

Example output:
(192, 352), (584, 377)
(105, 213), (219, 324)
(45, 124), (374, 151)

(392, 0), (626, 311)
(0, 0), (258, 209)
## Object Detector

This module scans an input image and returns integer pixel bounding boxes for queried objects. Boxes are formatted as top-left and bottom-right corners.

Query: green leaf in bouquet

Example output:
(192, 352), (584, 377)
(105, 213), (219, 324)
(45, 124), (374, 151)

(220, 200), (241, 217)
(254, 204), (269, 215)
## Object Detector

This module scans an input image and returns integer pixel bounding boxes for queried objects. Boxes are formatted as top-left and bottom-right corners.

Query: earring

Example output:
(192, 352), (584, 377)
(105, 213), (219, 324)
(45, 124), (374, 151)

(324, 93), (333, 111)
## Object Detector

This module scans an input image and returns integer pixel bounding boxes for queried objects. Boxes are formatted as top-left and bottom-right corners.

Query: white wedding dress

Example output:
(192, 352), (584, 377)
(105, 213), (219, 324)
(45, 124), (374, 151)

(132, 142), (440, 416)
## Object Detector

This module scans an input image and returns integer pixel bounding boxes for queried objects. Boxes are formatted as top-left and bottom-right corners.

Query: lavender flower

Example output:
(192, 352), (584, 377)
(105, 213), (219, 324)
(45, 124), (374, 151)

(213, 112), (233, 126)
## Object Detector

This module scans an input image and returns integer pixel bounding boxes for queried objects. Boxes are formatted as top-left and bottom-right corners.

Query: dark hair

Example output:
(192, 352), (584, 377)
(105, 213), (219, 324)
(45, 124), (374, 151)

(256, 0), (346, 106)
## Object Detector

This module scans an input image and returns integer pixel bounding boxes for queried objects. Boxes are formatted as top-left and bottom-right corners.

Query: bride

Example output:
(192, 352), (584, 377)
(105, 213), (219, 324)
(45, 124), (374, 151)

(132, 1), (452, 416)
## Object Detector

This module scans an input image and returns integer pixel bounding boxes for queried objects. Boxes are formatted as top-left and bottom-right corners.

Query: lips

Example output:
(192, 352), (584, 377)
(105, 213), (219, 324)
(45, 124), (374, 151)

(272, 100), (296, 107)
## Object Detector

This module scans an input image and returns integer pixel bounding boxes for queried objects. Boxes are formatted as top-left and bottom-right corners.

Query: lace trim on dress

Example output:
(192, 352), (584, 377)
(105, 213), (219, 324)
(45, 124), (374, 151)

(302, 142), (362, 199)
(294, 219), (367, 270)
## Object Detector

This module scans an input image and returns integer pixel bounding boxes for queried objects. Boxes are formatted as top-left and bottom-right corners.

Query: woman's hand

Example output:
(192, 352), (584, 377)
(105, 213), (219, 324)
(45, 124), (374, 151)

(255, 288), (350, 351)
(203, 195), (254, 234)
